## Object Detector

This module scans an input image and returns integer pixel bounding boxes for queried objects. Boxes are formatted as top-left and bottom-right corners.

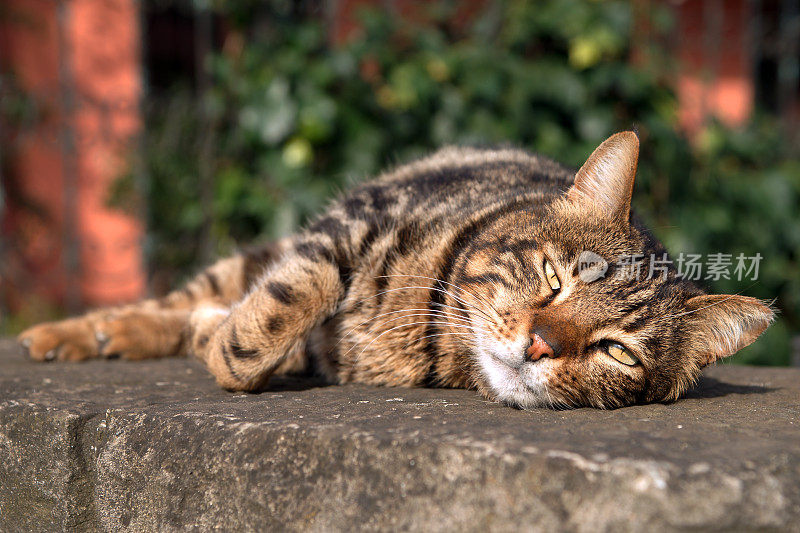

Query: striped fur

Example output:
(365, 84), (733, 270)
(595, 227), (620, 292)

(18, 133), (774, 408)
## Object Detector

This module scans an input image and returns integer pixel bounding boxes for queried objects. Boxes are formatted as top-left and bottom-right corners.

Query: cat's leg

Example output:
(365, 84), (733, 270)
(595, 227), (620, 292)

(18, 244), (283, 362)
(193, 244), (345, 391)
(20, 306), (197, 362)
(187, 303), (309, 378)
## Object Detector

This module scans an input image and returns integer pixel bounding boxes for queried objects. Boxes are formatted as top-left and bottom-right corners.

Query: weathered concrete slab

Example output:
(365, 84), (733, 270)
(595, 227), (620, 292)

(0, 338), (798, 532)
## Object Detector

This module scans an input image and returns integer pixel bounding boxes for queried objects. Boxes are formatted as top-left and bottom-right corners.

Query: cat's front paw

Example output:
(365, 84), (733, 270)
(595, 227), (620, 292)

(92, 310), (185, 360)
(18, 318), (100, 362)
(200, 318), (274, 392)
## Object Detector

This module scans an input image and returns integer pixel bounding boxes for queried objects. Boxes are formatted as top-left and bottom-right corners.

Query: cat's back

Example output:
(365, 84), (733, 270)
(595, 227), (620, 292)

(376, 145), (576, 196)
(339, 146), (577, 222)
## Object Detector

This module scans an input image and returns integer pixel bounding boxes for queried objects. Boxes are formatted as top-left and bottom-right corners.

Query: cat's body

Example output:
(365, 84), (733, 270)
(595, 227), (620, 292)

(19, 133), (773, 409)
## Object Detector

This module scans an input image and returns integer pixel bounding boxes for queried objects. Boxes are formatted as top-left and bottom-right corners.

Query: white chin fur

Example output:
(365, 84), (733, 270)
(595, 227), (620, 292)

(474, 336), (557, 409)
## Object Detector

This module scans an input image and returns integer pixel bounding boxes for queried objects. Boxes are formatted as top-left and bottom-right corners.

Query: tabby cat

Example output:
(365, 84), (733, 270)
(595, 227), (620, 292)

(18, 132), (773, 409)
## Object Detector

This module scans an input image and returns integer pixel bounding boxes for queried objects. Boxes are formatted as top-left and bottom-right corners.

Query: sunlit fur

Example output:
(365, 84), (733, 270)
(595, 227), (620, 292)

(19, 134), (774, 409)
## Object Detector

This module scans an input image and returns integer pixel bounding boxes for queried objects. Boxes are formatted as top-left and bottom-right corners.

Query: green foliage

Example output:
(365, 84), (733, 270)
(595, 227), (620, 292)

(651, 119), (800, 365)
(127, 0), (798, 365)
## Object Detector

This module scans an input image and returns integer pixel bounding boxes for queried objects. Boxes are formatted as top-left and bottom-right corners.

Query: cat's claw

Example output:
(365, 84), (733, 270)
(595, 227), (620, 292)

(95, 330), (110, 353)
(19, 337), (32, 359)
(44, 349), (56, 361)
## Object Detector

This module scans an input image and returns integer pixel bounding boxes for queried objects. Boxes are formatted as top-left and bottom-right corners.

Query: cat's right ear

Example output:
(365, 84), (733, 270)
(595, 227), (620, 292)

(567, 131), (639, 222)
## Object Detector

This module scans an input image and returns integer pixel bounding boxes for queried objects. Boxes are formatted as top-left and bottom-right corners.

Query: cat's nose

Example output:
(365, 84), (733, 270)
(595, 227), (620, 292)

(526, 329), (557, 361)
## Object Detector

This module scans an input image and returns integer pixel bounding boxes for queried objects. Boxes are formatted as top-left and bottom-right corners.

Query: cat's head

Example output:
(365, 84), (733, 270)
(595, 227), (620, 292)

(454, 132), (773, 409)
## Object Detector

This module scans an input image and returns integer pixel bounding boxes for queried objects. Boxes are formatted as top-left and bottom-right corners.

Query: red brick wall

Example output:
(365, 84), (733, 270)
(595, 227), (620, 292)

(1, 0), (145, 315)
(674, 0), (753, 132)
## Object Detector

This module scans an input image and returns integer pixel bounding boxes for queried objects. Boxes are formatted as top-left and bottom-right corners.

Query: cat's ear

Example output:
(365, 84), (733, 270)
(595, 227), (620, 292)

(683, 295), (774, 366)
(567, 131), (639, 221)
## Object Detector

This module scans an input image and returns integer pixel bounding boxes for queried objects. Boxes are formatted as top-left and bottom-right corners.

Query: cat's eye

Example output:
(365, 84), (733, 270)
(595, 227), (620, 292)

(543, 259), (561, 291)
(605, 342), (639, 366)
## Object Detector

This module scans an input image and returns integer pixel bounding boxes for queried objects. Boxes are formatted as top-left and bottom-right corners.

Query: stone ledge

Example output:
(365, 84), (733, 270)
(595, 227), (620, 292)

(0, 338), (798, 532)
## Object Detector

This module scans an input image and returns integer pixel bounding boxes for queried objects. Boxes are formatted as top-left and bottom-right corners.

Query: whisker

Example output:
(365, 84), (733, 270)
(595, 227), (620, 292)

(358, 283), (496, 323)
(398, 277), (499, 322)
(334, 307), (488, 347)
(413, 332), (477, 378)
(347, 320), (487, 361)
(341, 315), (491, 355)
(431, 301), (491, 322)
(361, 314), (492, 337)
(378, 274), (499, 314)
(544, 383), (555, 409)
(430, 301), (495, 331)
(415, 331), (474, 343)
(353, 285), (473, 311)
(386, 309), (478, 326)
